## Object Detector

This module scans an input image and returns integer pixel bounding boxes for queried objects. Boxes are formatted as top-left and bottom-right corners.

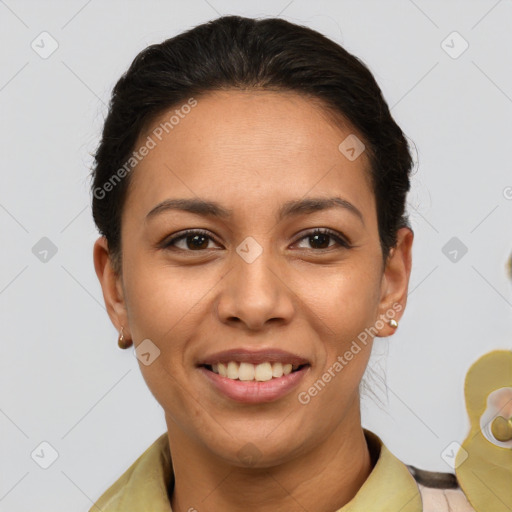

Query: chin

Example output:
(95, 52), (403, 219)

(200, 422), (310, 468)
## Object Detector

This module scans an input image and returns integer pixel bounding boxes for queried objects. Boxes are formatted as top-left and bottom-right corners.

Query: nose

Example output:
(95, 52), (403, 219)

(214, 240), (295, 331)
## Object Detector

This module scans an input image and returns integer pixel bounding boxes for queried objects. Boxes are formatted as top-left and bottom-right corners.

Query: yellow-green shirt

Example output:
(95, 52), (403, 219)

(89, 429), (474, 511)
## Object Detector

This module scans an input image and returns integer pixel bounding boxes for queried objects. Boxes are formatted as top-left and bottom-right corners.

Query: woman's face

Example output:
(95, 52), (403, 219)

(94, 90), (412, 466)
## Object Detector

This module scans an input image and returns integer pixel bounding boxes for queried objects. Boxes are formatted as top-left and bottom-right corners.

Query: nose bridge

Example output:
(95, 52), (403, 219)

(236, 237), (277, 296)
(215, 235), (294, 328)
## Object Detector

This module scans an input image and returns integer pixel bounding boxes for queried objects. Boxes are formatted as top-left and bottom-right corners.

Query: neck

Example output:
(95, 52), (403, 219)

(166, 411), (373, 512)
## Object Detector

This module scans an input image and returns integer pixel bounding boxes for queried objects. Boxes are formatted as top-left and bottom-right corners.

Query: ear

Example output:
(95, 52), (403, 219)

(375, 227), (414, 337)
(93, 236), (131, 342)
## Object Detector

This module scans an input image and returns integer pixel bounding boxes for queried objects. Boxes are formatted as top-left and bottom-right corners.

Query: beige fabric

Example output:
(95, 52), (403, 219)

(417, 483), (476, 511)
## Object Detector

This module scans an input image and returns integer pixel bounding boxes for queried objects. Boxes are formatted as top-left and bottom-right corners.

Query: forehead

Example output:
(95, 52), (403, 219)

(125, 89), (375, 224)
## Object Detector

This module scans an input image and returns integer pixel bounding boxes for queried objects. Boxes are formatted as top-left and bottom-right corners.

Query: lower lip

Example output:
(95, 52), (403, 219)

(199, 366), (310, 403)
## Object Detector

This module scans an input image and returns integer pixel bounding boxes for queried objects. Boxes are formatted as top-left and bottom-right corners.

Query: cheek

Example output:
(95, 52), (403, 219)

(293, 259), (382, 344)
(123, 259), (218, 342)
(122, 262), (222, 400)
(294, 267), (377, 419)
(123, 263), (209, 425)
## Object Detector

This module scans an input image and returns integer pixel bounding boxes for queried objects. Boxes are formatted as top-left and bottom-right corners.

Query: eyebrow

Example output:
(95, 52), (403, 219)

(146, 196), (364, 225)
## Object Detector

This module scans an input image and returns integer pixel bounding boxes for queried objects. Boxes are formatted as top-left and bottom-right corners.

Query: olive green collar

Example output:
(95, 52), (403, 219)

(90, 428), (421, 511)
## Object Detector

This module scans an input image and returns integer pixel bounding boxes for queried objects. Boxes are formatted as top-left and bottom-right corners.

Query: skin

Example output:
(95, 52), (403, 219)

(94, 89), (413, 512)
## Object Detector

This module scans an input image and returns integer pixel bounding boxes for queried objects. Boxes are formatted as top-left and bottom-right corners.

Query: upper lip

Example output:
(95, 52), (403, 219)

(198, 348), (310, 367)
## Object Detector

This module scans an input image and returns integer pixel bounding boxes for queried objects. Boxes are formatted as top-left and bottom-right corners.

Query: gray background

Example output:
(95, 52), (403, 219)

(1, 0), (511, 510)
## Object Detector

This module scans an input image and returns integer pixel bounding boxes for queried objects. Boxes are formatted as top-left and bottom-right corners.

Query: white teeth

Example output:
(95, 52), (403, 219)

(254, 362), (273, 382)
(227, 361), (239, 379)
(218, 362), (227, 377)
(239, 362), (255, 381)
(272, 362), (284, 378)
(207, 361), (304, 381)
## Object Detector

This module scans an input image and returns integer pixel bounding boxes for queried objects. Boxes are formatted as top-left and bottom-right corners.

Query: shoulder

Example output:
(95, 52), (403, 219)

(89, 433), (172, 511)
(406, 465), (476, 512)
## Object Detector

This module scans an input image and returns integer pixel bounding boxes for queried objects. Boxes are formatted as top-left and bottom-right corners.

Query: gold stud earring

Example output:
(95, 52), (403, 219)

(389, 319), (398, 329)
(118, 327), (132, 349)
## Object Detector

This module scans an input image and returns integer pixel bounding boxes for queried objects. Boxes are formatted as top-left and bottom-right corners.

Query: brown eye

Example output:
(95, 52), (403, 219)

(162, 230), (219, 251)
(295, 229), (351, 250)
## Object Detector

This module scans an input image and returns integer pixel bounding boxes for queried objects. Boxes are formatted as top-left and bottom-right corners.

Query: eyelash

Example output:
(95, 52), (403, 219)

(161, 228), (351, 252)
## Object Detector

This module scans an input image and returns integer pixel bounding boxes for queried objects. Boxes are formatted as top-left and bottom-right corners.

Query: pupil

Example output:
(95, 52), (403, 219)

(311, 233), (329, 249)
(188, 234), (208, 250)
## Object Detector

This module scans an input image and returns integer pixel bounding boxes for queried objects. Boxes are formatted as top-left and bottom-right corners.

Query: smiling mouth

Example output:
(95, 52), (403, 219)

(201, 362), (309, 382)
